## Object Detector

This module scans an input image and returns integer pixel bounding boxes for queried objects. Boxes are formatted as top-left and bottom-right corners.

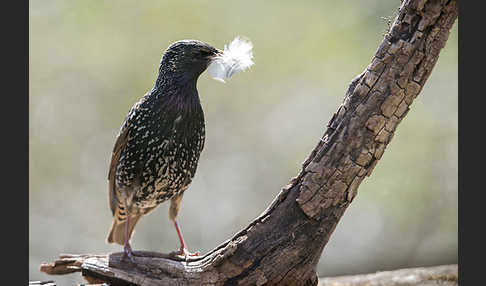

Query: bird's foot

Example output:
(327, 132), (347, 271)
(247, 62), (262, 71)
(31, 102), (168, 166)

(122, 244), (136, 263)
(171, 247), (201, 260)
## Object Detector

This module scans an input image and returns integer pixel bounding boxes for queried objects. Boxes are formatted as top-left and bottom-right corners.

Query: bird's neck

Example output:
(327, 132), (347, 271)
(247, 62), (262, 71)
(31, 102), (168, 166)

(149, 74), (202, 115)
(147, 59), (205, 116)
(153, 59), (203, 91)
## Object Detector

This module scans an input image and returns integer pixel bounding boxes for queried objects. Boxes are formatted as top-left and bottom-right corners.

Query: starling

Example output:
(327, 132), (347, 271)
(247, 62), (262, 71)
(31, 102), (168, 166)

(106, 37), (254, 260)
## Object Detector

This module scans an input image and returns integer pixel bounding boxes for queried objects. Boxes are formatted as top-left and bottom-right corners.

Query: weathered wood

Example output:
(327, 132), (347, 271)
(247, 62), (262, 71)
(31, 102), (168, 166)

(39, 254), (108, 275)
(319, 264), (458, 286)
(33, 264), (458, 286)
(39, 0), (458, 285)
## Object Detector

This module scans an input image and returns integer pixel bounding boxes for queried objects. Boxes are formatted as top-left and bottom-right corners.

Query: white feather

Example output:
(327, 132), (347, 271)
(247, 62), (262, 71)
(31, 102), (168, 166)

(207, 36), (254, 82)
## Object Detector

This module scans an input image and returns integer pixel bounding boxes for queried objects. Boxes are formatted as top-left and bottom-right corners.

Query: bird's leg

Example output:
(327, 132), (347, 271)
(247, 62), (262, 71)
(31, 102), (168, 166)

(122, 214), (135, 263)
(169, 194), (200, 258)
(173, 219), (200, 257)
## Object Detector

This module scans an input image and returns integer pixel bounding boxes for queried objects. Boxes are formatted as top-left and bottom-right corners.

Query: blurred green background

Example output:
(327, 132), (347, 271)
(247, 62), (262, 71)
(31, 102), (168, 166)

(29, 0), (457, 284)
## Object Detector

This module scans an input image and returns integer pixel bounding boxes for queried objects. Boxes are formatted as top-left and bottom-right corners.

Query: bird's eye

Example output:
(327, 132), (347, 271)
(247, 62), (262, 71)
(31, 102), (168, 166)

(198, 50), (213, 57)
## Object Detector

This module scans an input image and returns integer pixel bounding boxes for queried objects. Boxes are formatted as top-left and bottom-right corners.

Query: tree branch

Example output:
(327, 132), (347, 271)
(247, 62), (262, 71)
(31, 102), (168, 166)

(34, 264), (458, 286)
(39, 0), (458, 285)
(319, 264), (458, 286)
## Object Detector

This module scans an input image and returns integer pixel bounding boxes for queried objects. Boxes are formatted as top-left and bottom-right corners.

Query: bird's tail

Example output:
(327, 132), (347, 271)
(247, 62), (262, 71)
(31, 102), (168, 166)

(106, 211), (143, 245)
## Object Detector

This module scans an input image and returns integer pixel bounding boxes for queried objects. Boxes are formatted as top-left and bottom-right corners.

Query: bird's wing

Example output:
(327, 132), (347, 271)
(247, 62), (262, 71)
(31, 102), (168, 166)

(107, 98), (146, 216)
(108, 121), (130, 216)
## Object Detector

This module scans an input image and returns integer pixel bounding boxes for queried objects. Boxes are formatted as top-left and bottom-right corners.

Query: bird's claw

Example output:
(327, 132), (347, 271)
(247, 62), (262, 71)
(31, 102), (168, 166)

(171, 247), (201, 260)
(122, 244), (136, 263)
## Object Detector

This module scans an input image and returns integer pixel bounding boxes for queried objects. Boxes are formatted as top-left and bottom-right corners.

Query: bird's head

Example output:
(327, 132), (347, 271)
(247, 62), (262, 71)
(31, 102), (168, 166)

(157, 39), (222, 86)
(155, 37), (254, 91)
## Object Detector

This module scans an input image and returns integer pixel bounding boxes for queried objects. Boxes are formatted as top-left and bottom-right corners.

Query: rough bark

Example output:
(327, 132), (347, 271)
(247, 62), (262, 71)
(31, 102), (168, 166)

(39, 0), (458, 285)
(34, 264), (458, 286)
(318, 264), (458, 286)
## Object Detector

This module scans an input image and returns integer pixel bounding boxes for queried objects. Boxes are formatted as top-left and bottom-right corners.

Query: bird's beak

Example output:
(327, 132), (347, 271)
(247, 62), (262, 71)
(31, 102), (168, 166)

(207, 49), (223, 67)
(210, 49), (223, 60)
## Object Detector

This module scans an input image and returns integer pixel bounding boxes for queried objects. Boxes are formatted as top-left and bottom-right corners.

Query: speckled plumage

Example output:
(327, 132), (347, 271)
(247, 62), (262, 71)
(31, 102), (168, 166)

(106, 40), (220, 255)
(115, 88), (205, 208)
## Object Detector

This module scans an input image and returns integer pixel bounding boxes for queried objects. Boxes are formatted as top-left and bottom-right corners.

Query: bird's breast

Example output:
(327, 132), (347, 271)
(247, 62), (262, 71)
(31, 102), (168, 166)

(115, 88), (206, 209)
(132, 112), (205, 208)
